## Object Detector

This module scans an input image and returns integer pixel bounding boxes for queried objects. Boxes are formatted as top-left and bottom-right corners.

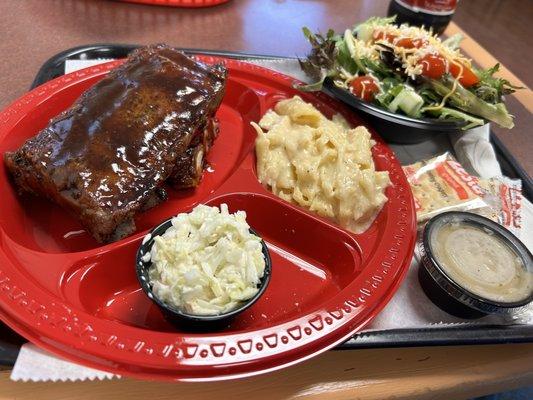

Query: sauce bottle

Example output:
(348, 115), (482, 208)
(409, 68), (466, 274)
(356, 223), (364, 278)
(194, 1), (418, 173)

(387, 0), (458, 35)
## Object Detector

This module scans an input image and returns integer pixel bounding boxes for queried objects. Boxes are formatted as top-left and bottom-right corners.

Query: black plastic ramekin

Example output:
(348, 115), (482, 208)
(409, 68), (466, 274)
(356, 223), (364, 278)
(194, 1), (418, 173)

(418, 212), (533, 319)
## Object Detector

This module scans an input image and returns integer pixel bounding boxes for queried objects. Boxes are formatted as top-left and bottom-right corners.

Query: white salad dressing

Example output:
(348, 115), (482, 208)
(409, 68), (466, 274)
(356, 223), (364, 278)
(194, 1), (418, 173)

(432, 223), (532, 303)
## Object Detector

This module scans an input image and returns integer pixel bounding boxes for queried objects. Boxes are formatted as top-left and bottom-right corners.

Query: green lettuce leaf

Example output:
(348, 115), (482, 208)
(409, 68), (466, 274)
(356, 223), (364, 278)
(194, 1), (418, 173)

(427, 77), (514, 128)
(472, 64), (522, 104)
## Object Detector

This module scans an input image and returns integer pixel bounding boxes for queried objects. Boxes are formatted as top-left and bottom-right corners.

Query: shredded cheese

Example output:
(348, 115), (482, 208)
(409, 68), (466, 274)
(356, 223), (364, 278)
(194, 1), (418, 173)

(348, 22), (473, 83)
(343, 22), (475, 111)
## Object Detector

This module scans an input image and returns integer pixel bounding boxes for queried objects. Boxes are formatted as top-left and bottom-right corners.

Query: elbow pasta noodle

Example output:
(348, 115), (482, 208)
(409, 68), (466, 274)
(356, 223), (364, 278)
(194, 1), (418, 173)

(253, 96), (390, 233)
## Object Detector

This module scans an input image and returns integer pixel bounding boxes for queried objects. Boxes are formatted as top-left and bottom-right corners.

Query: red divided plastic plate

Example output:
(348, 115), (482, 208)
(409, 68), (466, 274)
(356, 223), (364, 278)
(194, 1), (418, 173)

(0, 57), (416, 381)
(118, 0), (230, 8)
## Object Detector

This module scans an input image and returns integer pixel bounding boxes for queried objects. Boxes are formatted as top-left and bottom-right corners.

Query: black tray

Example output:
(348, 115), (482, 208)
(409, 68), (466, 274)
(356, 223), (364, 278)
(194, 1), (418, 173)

(1, 44), (531, 367)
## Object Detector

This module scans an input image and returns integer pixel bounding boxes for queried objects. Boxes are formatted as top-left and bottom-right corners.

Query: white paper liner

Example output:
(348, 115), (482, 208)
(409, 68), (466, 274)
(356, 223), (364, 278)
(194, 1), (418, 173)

(11, 344), (118, 382)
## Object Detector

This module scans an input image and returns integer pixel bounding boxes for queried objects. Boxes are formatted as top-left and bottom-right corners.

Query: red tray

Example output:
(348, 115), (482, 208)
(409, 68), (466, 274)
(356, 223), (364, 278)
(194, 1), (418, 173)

(117, 0), (230, 8)
(0, 57), (416, 381)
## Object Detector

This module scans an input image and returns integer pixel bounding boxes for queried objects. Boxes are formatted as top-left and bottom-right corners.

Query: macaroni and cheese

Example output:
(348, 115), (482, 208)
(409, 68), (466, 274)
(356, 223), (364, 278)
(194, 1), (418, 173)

(253, 96), (389, 233)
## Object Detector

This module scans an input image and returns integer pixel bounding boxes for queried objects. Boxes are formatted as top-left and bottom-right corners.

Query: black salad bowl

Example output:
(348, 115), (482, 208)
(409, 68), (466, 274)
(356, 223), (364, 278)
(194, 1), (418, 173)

(323, 79), (468, 144)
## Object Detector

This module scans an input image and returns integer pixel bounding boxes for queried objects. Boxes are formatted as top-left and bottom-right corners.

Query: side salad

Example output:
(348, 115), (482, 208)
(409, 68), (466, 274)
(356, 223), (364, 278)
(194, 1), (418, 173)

(298, 17), (520, 129)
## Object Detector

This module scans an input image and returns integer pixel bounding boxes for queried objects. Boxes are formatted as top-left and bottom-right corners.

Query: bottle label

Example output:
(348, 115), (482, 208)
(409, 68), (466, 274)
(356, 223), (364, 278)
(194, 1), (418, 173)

(395, 0), (458, 16)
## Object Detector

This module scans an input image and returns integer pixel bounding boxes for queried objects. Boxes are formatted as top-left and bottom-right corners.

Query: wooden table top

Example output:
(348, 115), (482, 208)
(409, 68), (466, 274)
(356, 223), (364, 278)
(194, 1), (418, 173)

(1, 344), (532, 400)
(0, 1), (532, 399)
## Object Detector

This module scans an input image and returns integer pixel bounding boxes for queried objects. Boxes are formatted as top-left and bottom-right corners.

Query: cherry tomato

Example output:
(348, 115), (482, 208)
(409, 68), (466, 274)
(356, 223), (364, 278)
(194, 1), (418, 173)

(417, 54), (447, 79)
(373, 30), (396, 42)
(349, 76), (380, 102)
(449, 61), (480, 87)
(395, 37), (427, 49)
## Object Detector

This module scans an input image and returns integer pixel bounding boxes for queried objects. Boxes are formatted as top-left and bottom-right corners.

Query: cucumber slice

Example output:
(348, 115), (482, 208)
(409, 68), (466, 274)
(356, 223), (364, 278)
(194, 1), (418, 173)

(388, 87), (424, 117)
(357, 24), (374, 42)
(344, 30), (367, 74)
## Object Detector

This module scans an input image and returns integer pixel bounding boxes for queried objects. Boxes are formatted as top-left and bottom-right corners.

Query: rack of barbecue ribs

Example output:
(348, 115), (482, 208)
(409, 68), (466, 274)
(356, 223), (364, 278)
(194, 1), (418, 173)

(4, 44), (227, 243)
